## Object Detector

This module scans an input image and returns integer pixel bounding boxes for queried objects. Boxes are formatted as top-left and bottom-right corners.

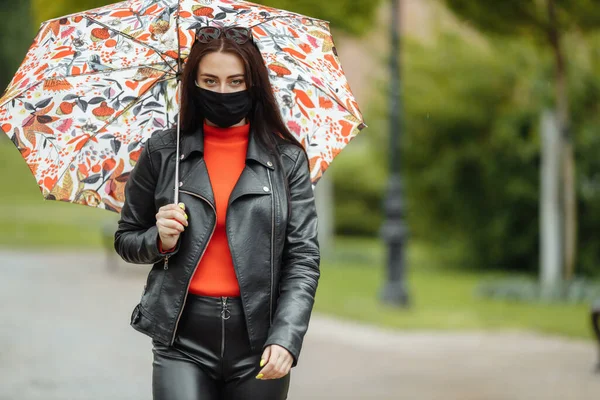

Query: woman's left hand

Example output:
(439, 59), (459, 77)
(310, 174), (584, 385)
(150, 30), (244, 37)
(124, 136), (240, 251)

(256, 345), (293, 380)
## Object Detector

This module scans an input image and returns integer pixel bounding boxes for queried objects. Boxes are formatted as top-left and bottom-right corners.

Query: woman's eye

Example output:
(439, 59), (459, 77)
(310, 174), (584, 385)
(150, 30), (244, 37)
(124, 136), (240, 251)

(231, 79), (244, 86)
(204, 79), (216, 85)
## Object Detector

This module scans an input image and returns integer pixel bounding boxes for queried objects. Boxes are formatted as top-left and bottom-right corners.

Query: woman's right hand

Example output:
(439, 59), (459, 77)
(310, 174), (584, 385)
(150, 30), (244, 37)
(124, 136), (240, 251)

(156, 203), (188, 252)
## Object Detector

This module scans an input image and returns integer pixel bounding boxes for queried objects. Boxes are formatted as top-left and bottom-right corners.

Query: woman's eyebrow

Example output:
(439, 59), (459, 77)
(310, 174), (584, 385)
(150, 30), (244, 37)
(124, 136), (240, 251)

(200, 73), (245, 79)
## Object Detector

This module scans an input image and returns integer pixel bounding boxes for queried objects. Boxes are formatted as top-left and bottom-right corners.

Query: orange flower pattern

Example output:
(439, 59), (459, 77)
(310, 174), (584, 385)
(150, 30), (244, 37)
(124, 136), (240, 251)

(0, 0), (365, 212)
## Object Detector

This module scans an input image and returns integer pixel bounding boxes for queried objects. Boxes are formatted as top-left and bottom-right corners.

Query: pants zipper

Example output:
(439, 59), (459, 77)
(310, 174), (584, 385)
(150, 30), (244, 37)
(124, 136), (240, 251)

(221, 296), (230, 358)
(170, 189), (216, 346)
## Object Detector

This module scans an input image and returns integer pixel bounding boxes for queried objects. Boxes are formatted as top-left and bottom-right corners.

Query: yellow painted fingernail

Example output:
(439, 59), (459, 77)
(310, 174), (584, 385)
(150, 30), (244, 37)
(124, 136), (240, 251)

(185, 214), (188, 220)
(260, 359), (266, 367)
(256, 374), (264, 379)
(178, 203), (185, 210)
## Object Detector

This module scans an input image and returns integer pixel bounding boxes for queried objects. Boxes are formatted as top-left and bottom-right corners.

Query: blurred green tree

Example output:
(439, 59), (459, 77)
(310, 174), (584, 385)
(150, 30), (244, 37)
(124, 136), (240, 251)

(0, 0), (33, 95)
(31, 0), (111, 26)
(31, 0), (380, 35)
(400, 33), (544, 272)
(442, 0), (600, 281)
(263, 0), (380, 35)
(344, 27), (600, 276)
(331, 134), (387, 236)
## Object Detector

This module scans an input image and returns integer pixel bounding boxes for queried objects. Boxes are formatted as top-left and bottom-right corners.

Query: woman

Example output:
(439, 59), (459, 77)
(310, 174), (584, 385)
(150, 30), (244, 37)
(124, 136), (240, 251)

(114, 26), (320, 400)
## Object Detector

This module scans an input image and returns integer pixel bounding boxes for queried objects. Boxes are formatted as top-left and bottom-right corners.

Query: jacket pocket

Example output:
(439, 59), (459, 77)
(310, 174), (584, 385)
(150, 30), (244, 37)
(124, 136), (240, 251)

(130, 303), (156, 338)
(130, 303), (141, 325)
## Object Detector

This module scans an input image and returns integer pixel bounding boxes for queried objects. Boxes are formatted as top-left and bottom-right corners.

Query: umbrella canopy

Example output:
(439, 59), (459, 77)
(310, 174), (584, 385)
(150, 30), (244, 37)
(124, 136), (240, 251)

(0, 0), (365, 212)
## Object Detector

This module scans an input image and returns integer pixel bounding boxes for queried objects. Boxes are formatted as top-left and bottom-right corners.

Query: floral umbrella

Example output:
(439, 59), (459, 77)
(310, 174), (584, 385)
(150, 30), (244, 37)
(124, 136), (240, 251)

(0, 0), (365, 212)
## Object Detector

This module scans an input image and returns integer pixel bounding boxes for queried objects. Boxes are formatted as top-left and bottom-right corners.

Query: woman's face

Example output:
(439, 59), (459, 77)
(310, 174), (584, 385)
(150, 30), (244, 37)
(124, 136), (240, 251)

(196, 51), (247, 93)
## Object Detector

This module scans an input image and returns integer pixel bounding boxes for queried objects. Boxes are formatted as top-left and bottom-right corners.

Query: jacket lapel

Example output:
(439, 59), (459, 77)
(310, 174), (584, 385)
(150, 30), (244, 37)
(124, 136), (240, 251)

(179, 159), (215, 207)
(229, 127), (275, 205)
(178, 123), (276, 206)
(229, 165), (271, 205)
(245, 127), (276, 170)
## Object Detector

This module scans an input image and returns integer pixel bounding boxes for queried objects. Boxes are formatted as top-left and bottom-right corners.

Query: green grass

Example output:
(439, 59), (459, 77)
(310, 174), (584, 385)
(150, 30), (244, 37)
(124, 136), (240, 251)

(0, 138), (118, 249)
(316, 238), (594, 340)
(0, 138), (595, 340)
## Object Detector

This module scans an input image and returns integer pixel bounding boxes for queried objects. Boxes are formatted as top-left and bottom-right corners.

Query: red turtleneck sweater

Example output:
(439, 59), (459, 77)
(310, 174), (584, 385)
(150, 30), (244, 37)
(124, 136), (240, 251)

(188, 122), (249, 297)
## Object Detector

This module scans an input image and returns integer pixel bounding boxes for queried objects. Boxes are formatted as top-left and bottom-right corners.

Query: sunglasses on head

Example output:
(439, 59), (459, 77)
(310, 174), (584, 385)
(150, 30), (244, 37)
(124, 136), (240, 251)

(195, 26), (252, 45)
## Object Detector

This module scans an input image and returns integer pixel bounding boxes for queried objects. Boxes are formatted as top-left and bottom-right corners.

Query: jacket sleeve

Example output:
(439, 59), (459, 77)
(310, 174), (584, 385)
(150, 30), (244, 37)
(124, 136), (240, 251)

(264, 149), (321, 367)
(114, 143), (178, 265)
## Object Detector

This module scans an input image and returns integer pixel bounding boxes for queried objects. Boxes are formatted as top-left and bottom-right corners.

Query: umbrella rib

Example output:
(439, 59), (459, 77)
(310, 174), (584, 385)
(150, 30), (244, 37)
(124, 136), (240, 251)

(83, 16), (178, 75)
(0, 62), (175, 110)
(60, 61), (177, 80)
(249, 15), (328, 29)
(87, 74), (169, 139)
(261, 50), (343, 102)
(176, 0), (183, 76)
(48, 71), (170, 196)
(0, 80), (44, 110)
(269, 74), (362, 122)
(245, 17), (358, 117)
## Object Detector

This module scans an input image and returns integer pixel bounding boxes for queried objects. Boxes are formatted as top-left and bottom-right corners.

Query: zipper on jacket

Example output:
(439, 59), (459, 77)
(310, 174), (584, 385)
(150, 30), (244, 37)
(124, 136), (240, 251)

(163, 255), (169, 270)
(267, 169), (275, 326)
(170, 189), (217, 346)
(221, 297), (229, 358)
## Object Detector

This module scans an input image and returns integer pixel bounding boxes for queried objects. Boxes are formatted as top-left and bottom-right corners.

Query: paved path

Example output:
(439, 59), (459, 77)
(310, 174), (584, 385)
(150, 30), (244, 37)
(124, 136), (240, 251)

(0, 251), (598, 399)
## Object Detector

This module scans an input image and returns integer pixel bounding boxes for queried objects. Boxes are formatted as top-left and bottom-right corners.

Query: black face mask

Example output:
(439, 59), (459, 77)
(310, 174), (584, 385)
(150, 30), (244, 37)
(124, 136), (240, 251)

(194, 87), (253, 128)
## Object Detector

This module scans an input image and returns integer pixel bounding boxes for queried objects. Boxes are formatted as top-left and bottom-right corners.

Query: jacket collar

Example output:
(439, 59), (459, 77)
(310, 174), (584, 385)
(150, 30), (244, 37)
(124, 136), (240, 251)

(180, 123), (275, 170)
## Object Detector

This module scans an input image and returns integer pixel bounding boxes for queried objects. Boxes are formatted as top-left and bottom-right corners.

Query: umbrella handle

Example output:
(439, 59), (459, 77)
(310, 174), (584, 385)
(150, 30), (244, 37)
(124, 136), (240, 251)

(174, 80), (181, 205)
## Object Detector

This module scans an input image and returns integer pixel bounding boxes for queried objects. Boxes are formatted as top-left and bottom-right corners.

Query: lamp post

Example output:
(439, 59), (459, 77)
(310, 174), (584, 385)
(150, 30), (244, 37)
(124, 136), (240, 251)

(380, 0), (409, 306)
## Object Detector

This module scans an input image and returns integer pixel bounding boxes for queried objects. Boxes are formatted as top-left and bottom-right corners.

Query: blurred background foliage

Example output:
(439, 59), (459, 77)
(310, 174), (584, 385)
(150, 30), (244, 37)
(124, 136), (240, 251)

(0, 0), (34, 93)
(444, 0), (600, 38)
(333, 2), (600, 279)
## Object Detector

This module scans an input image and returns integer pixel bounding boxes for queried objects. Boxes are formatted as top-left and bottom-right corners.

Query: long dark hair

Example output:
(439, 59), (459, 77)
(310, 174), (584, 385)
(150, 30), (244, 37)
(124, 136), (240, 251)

(179, 33), (304, 157)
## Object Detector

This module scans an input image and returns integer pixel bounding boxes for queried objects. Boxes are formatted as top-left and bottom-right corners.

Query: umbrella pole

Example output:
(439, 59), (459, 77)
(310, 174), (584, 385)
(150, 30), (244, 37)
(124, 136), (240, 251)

(174, 79), (181, 205)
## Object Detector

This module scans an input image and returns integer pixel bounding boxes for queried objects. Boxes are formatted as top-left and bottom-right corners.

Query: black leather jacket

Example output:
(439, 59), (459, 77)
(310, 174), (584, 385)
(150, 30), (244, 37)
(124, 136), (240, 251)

(114, 125), (320, 366)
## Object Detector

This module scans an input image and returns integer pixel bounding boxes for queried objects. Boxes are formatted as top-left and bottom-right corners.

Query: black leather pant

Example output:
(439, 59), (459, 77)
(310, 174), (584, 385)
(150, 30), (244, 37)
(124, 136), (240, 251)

(152, 294), (290, 400)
